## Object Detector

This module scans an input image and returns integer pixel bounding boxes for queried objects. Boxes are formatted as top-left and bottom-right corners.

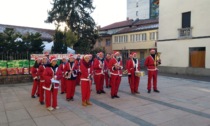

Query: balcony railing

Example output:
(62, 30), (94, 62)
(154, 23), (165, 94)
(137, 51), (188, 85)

(178, 27), (193, 39)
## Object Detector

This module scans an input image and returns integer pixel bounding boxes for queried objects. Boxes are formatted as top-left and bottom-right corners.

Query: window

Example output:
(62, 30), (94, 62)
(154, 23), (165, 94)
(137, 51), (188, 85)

(136, 2), (138, 7)
(150, 32), (156, 40)
(106, 39), (111, 46)
(114, 36), (118, 43)
(124, 35), (128, 42)
(139, 34), (142, 41)
(189, 47), (205, 68)
(136, 11), (138, 16)
(142, 33), (147, 41)
(182, 12), (191, 28)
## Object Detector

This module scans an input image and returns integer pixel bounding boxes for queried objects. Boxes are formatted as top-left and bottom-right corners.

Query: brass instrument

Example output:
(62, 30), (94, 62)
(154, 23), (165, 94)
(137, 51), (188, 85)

(123, 70), (128, 74)
(154, 52), (161, 67)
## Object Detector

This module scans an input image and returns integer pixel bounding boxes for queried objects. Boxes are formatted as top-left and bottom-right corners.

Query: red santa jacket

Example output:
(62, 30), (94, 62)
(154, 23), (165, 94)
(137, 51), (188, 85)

(93, 58), (104, 75)
(104, 59), (110, 73)
(43, 64), (62, 91)
(108, 58), (123, 76)
(64, 61), (78, 80)
(80, 60), (92, 81)
(75, 59), (81, 72)
(144, 55), (157, 71)
(127, 58), (140, 75)
(59, 63), (66, 77)
(38, 64), (47, 82)
(31, 67), (39, 80)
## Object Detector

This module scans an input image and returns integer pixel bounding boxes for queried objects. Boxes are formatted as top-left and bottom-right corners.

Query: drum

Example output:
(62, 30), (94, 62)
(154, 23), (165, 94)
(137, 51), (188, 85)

(135, 71), (145, 77)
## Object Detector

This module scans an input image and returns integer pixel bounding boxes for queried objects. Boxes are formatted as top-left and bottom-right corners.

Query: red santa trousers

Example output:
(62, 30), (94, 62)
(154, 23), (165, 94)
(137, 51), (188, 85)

(76, 73), (81, 85)
(147, 70), (157, 90)
(110, 75), (121, 96)
(45, 88), (58, 108)
(130, 74), (140, 93)
(39, 81), (45, 102)
(105, 72), (110, 87)
(31, 80), (39, 96)
(66, 80), (76, 99)
(61, 77), (66, 93)
(81, 81), (91, 102)
(94, 74), (105, 91)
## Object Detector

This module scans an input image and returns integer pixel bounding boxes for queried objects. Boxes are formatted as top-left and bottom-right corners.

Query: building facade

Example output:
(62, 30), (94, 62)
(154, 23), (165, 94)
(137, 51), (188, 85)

(157, 0), (210, 76)
(112, 19), (158, 60)
(127, 0), (159, 20)
(94, 20), (134, 54)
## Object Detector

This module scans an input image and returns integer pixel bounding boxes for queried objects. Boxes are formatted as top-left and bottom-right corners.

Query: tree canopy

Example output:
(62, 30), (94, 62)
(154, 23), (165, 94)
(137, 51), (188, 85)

(46, 0), (99, 53)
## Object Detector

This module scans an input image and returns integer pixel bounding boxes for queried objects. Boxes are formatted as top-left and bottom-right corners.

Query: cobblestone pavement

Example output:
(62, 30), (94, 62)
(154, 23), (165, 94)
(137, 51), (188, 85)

(0, 75), (210, 126)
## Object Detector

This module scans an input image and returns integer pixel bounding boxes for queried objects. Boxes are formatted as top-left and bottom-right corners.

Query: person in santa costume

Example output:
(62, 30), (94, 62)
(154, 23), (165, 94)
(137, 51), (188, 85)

(126, 54), (133, 86)
(93, 52), (106, 94)
(75, 54), (81, 86)
(80, 54), (92, 106)
(108, 51), (123, 99)
(43, 56), (62, 111)
(127, 52), (140, 94)
(64, 54), (78, 101)
(144, 49), (161, 93)
(59, 57), (67, 94)
(38, 56), (48, 105)
(31, 57), (41, 98)
(104, 53), (111, 88)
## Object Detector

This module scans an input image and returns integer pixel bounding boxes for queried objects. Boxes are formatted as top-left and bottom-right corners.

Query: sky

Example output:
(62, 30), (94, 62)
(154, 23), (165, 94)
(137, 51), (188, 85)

(0, 0), (126, 30)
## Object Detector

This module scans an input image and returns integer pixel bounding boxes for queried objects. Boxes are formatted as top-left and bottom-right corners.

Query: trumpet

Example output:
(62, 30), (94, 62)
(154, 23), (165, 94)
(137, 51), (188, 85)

(154, 52), (161, 66)
(123, 70), (128, 74)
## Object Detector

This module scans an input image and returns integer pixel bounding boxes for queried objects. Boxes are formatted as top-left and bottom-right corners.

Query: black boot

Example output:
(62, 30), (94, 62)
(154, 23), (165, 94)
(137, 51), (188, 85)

(148, 90), (151, 93)
(31, 95), (36, 98)
(154, 90), (160, 93)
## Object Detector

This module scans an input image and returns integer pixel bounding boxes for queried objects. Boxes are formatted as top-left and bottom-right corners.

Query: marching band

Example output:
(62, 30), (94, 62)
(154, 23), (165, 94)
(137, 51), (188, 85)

(31, 49), (161, 111)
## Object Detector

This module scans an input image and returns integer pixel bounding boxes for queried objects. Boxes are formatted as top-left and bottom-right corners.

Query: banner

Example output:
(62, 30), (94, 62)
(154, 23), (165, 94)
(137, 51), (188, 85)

(30, 54), (74, 60)
(0, 61), (7, 76)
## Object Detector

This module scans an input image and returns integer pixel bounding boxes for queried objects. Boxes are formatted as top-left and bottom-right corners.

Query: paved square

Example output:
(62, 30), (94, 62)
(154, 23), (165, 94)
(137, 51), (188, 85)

(0, 75), (210, 126)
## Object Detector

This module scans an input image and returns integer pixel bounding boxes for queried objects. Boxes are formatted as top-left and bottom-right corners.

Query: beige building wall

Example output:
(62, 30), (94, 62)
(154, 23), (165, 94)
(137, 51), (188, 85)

(158, 0), (210, 69)
(159, 0), (210, 40)
(94, 36), (112, 54)
(112, 29), (157, 59)
(158, 38), (210, 68)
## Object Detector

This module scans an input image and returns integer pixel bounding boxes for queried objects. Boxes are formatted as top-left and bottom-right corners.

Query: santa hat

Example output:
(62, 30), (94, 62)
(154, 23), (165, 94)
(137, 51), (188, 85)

(150, 49), (156, 54)
(88, 54), (92, 57)
(83, 54), (90, 59)
(69, 54), (75, 59)
(50, 56), (57, 63)
(113, 51), (120, 55)
(131, 52), (137, 56)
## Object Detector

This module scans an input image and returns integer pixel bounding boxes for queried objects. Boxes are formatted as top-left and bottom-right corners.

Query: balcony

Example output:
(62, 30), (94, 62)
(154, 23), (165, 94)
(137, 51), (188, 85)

(178, 27), (193, 39)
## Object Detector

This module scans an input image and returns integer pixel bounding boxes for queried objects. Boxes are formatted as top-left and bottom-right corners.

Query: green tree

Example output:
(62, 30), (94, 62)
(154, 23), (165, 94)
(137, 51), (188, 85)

(45, 0), (99, 52)
(0, 28), (20, 52)
(22, 32), (44, 54)
(64, 28), (78, 48)
(51, 30), (67, 54)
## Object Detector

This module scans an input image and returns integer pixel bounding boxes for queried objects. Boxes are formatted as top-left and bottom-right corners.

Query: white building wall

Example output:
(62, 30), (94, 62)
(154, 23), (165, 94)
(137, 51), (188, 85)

(159, 0), (210, 40)
(127, 0), (150, 20)
(158, 39), (210, 68)
(158, 0), (210, 70)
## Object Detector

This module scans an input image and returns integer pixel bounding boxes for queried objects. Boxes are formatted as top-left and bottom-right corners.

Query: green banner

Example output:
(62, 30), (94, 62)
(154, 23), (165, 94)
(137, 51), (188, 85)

(0, 61), (7, 68)
(30, 60), (35, 67)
